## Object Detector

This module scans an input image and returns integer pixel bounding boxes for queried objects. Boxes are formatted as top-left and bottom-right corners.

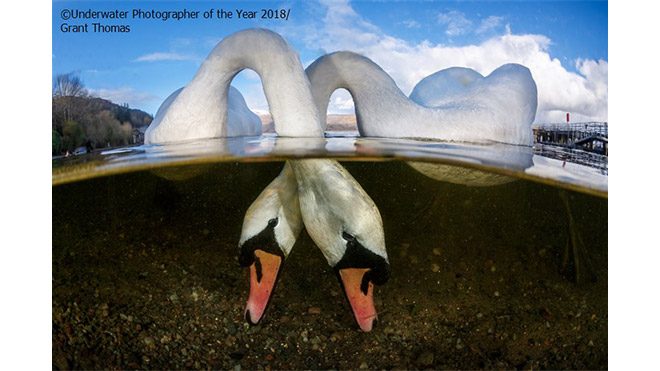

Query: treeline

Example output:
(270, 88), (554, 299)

(52, 73), (153, 155)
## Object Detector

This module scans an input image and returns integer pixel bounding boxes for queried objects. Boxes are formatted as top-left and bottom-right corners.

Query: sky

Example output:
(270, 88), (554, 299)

(52, 0), (608, 123)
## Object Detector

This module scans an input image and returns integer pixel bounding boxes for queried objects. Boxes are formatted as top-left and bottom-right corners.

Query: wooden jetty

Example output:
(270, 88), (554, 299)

(533, 122), (608, 156)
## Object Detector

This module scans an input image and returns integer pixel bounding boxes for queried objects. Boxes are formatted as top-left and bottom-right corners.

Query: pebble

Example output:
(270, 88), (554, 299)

(432, 248), (442, 256)
(431, 263), (440, 273)
(308, 307), (322, 315)
(417, 351), (434, 367)
(359, 361), (369, 369)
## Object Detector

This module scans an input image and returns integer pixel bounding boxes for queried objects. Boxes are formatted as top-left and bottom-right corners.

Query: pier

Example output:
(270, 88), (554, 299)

(533, 122), (608, 156)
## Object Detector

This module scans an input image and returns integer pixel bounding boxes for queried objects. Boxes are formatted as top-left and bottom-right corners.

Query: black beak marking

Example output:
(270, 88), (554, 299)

(254, 256), (263, 283)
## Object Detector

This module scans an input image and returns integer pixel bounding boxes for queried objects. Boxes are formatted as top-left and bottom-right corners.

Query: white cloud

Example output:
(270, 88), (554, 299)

(437, 10), (472, 36)
(134, 52), (197, 62)
(88, 87), (159, 109)
(476, 16), (504, 34)
(401, 19), (421, 29)
(280, 0), (607, 123)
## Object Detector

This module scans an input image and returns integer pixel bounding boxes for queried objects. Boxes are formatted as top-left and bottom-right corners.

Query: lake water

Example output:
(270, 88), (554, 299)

(52, 134), (607, 369)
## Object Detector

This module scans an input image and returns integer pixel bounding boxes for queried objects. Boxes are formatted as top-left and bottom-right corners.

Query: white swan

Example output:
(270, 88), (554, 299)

(407, 66), (530, 185)
(144, 29), (390, 332)
(306, 51), (538, 145)
(144, 28), (323, 144)
(152, 85), (262, 138)
(306, 52), (537, 186)
(238, 162), (303, 325)
(289, 160), (389, 332)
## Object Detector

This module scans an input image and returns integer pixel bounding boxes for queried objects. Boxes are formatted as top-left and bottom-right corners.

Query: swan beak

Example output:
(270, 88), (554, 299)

(339, 268), (378, 332)
(245, 249), (282, 325)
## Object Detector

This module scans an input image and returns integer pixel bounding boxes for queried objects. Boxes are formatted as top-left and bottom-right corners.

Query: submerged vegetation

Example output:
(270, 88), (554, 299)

(52, 73), (153, 155)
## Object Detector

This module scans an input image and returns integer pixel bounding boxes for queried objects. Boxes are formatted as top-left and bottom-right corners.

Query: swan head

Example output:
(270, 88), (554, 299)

(238, 164), (302, 325)
(290, 160), (390, 332)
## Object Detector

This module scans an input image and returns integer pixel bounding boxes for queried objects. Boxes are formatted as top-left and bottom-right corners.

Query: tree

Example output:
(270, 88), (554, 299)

(53, 73), (88, 97)
(62, 120), (85, 152)
(52, 129), (62, 155)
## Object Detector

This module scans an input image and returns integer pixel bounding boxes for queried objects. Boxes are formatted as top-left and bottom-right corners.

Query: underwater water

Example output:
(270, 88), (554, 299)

(52, 136), (607, 369)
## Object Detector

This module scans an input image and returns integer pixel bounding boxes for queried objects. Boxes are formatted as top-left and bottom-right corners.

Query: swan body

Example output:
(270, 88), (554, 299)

(306, 51), (538, 145)
(407, 66), (522, 186)
(145, 28), (323, 144)
(151, 86), (262, 140)
(409, 67), (482, 107)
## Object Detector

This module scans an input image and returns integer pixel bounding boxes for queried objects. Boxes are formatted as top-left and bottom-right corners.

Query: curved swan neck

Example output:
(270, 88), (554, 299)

(308, 52), (537, 145)
(146, 29), (323, 144)
(306, 52), (413, 134)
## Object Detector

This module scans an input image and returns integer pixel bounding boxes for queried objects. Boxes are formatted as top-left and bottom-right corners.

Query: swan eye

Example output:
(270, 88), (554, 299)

(342, 232), (357, 246)
(268, 218), (278, 227)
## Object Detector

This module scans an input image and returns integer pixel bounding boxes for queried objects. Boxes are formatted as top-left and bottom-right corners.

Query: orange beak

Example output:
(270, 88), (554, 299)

(245, 249), (283, 325)
(339, 268), (378, 332)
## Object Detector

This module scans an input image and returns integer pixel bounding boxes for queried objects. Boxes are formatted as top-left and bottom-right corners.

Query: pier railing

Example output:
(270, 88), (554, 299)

(532, 122), (608, 156)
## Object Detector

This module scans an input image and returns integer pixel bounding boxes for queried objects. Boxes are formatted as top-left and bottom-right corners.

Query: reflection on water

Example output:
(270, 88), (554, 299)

(52, 134), (607, 197)
(52, 137), (607, 369)
(534, 143), (608, 175)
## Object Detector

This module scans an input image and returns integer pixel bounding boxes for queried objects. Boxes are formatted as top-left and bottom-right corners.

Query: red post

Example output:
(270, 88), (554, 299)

(566, 112), (570, 123)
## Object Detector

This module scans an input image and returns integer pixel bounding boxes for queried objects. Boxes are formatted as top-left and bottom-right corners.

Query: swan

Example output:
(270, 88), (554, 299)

(144, 28), (323, 144)
(407, 66), (533, 185)
(288, 160), (389, 332)
(305, 52), (537, 186)
(306, 51), (538, 146)
(238, 162), (303, 325)
(143, 29), (390, 332)
(152, 86), (262, 137)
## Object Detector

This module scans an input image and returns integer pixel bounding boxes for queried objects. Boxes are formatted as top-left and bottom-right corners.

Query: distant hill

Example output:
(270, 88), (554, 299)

(52, 95), (153, 155)
(259, 113), (357, 133)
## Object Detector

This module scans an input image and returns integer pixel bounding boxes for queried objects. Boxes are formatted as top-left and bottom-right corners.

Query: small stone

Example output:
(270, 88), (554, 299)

(202, 229), (210, 235)
(191, 290), (199, 302)
(588, 340), (594, 347)
(476, 312), (483, 319)
(431, 263), (440, 273)
(359, 361), (369, 369)
(417, 351), (434, 367)
(169, 293), (179, 303)
(432, 248), (442, 256)
(308, 307), (322, 315)
(494, 291), (500, 297)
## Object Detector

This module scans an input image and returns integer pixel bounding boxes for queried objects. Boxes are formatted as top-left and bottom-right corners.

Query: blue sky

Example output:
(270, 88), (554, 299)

(52, 0), (608, 122)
